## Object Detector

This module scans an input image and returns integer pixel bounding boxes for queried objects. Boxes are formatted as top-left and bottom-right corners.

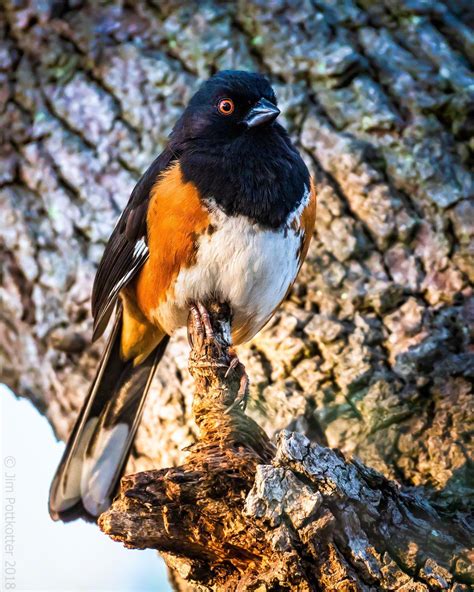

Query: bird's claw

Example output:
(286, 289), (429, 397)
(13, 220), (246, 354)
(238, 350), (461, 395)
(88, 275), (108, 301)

(224, 355), (240, 378)
(224, 353), (249, 413)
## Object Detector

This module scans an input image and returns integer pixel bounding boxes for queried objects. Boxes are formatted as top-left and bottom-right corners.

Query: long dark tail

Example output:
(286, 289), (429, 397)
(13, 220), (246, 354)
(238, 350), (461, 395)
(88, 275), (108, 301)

(49, 309), (169, 522)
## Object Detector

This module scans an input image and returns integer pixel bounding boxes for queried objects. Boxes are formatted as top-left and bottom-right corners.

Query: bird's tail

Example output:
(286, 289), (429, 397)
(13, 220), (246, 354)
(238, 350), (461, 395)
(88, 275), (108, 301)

(49, 308), (169, 522)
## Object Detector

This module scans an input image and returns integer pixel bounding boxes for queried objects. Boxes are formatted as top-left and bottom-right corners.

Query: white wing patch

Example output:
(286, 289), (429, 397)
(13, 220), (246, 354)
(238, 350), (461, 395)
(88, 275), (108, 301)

(107, 239), (148, 305)
(133, 237), (148, 259)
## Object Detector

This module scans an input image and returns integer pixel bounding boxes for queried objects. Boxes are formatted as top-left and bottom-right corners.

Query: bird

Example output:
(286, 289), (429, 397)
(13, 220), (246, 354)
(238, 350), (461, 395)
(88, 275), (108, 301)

(49, 70), (316, 522)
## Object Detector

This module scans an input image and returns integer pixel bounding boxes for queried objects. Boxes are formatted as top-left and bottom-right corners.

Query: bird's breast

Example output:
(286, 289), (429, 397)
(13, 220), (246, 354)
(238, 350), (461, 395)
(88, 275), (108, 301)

(147, 192), (310, 343)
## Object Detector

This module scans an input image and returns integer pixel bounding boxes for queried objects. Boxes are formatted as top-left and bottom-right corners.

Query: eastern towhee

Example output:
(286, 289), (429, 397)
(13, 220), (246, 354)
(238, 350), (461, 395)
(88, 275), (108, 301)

(49, 70), (316, 522)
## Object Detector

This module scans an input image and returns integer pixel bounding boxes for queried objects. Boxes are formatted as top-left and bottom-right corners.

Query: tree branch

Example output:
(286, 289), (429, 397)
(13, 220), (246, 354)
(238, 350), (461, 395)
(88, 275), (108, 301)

(99, 304), (473, 591)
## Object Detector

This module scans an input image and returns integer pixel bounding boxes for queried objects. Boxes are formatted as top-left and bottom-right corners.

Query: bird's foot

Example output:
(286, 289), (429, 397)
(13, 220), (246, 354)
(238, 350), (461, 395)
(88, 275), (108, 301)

(188, 302), (223, 357)
(187, 304), (247, 411)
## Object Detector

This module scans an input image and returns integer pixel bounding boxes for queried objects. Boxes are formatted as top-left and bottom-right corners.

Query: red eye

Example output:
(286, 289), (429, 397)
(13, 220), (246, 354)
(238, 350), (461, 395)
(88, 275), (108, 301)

(217, 98), (234, 115)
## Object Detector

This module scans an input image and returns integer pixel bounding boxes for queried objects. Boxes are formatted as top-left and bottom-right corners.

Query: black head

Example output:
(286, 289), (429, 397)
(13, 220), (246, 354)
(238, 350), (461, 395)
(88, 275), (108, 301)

(174, 70), (281, 143)
(172, 71), (310, 229)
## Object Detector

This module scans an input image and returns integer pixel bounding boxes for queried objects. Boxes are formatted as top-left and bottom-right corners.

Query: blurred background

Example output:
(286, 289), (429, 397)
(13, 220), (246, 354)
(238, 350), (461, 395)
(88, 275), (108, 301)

(1, 385), (171, 590)
(1, 1), (473, 590)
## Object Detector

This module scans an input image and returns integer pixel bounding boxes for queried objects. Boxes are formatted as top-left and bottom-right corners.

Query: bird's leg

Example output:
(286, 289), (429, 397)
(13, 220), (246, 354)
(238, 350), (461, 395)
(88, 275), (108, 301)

(188, 302), (222, 355)
(196, 301), (216, 342)
(187, 303), (204, 349)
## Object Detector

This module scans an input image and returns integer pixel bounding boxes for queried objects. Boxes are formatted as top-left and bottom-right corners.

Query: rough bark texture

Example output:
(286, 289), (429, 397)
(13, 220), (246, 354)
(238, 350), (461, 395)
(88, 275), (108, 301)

(1, 0), (473, 588)
(100, 303), (473, 591)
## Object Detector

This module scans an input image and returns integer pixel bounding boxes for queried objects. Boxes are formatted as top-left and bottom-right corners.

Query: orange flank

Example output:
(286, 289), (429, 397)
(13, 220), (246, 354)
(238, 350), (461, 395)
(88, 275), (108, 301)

(134, 162), (210, 319)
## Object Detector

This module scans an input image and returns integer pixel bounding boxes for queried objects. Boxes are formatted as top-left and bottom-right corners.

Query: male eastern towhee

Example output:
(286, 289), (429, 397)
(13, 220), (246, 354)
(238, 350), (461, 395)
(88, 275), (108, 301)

(49, 70), (316, 522)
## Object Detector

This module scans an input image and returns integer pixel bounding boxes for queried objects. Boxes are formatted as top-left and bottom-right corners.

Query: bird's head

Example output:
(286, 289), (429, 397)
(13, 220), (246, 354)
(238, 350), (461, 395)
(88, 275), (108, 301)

(175, 70), (281, 144)
(172, 70), (308, 228)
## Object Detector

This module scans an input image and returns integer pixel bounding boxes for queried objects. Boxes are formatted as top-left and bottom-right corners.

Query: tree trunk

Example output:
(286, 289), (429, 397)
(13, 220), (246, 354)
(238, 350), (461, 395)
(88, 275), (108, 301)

(1, 0), (473, 589)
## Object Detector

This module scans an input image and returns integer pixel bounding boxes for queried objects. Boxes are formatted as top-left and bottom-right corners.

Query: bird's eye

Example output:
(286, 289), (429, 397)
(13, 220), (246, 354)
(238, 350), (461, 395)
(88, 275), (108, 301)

(217, 98), (234, 115)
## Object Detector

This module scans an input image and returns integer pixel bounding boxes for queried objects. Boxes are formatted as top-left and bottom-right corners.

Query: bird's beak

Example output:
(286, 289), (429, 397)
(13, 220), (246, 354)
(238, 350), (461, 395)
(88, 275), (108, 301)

(243, 98), (280, 128)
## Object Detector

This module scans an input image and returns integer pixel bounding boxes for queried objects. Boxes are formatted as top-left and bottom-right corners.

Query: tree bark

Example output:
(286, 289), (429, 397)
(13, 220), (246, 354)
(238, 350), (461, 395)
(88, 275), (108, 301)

(100, 303), (472, 591)
(1, 0), (473, 588)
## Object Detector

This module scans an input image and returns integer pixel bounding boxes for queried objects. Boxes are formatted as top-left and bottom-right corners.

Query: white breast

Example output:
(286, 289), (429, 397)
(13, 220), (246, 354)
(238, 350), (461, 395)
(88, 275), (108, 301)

(152, 194), (308, 343)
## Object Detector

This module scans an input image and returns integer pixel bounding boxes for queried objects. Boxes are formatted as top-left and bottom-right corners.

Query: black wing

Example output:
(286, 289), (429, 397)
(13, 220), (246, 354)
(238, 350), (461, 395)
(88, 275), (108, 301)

(91, 146), (177, 341)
